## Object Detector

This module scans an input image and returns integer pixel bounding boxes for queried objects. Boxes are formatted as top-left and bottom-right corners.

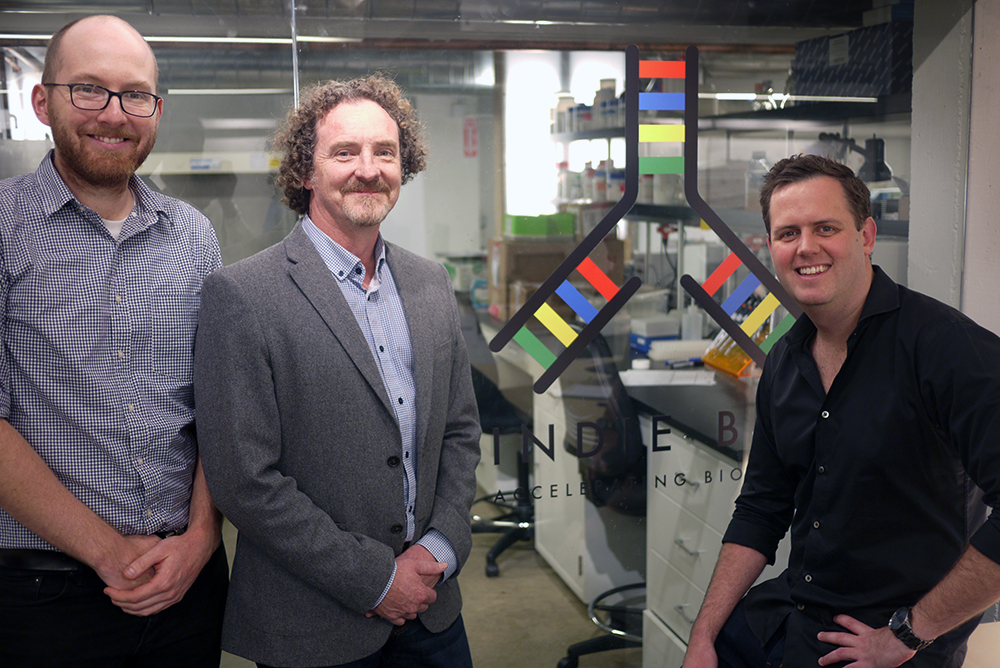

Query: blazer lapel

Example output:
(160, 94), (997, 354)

(284, 223), (396, 420)
(386, 242), (434, 450)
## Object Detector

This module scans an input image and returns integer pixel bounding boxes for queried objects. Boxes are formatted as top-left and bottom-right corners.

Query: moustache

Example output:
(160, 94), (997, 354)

(341, 179), (391, 195)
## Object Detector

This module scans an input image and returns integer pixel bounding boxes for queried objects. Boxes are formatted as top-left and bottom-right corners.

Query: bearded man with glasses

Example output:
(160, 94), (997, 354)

(0, 15), (227, 667)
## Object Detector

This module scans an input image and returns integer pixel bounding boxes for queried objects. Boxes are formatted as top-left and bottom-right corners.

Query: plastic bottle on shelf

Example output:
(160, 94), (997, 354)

(593, 79), (616, 129)
(607, 169), (625, 201)
(594, 160), (608, 202)
(745, 151), (770, 209)
(638, 174), (654, 204)
(554, 95), (575, 134)
(582, 162), (596, 200)
(557, 161), (570, 200)
(606, 97), (620, 128)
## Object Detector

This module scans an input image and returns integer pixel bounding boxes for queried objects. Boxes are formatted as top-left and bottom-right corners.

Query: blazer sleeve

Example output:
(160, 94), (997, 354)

(194, 268), (397, 614)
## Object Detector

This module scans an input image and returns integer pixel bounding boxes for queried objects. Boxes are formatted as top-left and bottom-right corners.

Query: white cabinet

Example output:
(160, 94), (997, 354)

(642, 413), (790, 665)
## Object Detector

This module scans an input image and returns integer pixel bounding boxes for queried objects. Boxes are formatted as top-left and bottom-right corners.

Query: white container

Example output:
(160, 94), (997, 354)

(638, 174), (655, 204)
(594, 167), (608, 202)
(582, 162), (596, 200)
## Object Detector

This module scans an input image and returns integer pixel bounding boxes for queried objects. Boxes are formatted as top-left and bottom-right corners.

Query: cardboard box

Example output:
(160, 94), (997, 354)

(488, 237), (575, 290)
(487, 236), (626, 323)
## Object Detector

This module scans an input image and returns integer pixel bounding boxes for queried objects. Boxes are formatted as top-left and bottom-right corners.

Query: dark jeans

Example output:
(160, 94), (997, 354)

(715, 600), (785, 668)
(259, 614), (474, 668)
(0, 544), (228, 668)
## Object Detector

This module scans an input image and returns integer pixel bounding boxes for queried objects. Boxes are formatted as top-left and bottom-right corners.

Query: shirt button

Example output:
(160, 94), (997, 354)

(390, 524), (404, 534)
(804, 574), (813, 582)
(387, 456), (401, 467)
(114, 294), (122, 303)
(398, 397), (404, 405)
(379, 345), (385, 353)
(117, 350), (124, 359)
(146, 509), (153, 517)
(818, 465), (825, 474)
(821, 410), (830, 419)
(127, 404), (135, 412)
(137, 457), (144, 466)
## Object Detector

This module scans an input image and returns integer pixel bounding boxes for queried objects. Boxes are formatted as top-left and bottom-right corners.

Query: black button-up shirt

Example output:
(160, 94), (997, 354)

(724, 267), (1000, 666)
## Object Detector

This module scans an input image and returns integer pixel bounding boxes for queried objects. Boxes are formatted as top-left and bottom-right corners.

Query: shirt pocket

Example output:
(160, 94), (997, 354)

(149, 289), (200, 380)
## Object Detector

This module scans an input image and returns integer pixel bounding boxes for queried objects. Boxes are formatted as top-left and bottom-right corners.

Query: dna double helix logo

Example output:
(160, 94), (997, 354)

(489, 45), (801, 393)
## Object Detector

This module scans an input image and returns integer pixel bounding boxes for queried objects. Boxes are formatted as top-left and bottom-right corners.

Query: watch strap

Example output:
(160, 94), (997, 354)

(889, 607), (933, 652)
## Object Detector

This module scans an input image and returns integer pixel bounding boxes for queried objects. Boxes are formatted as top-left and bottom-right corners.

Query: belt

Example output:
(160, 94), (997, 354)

(0, 527), (187, 572)
(0, 549), (82, 572)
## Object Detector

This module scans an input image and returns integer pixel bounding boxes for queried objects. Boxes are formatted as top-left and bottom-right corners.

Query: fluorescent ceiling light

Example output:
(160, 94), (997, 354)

(167, 88), (292, 96)
(699, 93), (878, 103)
(0, 33), (361, 45)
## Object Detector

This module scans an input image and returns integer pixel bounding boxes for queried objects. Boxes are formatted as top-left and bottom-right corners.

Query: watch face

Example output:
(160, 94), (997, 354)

(889, 608), (907, 631)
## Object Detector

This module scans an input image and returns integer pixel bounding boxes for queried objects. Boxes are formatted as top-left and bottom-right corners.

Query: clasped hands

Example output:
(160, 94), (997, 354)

(99, 530), (216, 618)
(367, 544), (448, 626)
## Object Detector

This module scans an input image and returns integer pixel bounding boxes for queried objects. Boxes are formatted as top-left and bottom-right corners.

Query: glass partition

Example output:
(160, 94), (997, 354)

(0, 5), (921, 666)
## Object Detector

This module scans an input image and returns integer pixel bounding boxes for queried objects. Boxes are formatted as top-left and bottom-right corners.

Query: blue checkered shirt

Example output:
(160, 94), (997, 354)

(302, 217), (458, 600)
(0, 152), (222, 550)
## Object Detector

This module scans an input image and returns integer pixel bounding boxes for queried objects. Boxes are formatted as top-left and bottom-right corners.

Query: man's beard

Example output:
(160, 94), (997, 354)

(50, 111), (155, 188)
(341, 178), (394, 228)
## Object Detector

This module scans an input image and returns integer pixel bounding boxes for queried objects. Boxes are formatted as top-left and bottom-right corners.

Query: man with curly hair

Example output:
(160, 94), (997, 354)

(193, 74), (481, 668)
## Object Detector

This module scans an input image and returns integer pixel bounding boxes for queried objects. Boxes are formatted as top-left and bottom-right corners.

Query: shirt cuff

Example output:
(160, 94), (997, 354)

(372, 562), (397, 609)
(417, 529), (458, 581)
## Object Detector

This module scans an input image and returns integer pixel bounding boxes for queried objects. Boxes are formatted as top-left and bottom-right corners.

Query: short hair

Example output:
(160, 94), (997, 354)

(272, 74), (428, 216)
(759, 154), (871, 235)
(42, 16), (159, 91)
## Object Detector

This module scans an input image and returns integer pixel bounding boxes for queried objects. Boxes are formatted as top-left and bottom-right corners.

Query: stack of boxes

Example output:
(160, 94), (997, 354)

(488, 212), (625, 321)
(791, 0), (913, 100)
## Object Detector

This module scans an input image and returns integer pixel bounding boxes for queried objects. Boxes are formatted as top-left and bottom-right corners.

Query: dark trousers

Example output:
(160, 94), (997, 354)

(0, 544), (228, 668)
(715, 600), (785, 668)
(259, 614), (474, 668)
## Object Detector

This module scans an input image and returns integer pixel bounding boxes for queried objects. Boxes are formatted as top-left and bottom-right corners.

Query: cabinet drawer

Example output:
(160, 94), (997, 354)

(648, 429), (741, 534)
(648, 490), (723, 591)
(643, 609), (688, 668)
(647, 548), (704, 643)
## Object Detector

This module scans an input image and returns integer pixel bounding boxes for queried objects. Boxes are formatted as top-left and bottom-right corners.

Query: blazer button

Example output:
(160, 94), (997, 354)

(390, 524), (404, 534)
(387, 456), (401, 467)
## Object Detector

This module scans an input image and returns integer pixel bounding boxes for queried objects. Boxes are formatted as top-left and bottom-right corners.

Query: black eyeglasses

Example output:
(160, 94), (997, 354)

(44, 83), (161, 118)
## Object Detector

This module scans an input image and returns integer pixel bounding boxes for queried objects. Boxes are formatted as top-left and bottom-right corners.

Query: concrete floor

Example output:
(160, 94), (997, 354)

(217, 517), (1000, 668)
(219, 518), (641, 668)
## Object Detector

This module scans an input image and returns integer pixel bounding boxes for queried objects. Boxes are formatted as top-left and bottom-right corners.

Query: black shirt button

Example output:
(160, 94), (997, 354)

(387, 456), (401, 467)
(398, 397), (404, 405)
(390, 524), (404, 534)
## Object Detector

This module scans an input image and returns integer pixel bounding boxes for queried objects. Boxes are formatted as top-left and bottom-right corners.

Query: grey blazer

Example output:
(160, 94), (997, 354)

(194, 222), (481, 667)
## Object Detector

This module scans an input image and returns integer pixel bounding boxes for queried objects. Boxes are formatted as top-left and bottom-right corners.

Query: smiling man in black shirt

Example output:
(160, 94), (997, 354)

(682, 154), (1000, 668)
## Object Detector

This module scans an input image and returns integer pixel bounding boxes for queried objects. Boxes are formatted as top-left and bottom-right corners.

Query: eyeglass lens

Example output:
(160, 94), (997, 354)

(71, 85), (157, 116)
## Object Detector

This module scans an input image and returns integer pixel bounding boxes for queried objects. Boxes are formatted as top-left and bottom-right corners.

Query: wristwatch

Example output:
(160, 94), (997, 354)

(888, 607), (934, 651)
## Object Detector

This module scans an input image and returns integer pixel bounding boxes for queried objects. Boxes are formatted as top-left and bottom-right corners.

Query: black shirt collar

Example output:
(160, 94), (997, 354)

(784, 265), (900, 347)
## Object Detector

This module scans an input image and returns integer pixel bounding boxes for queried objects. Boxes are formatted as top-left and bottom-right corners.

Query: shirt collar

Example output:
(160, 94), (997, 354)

(301, 214), (387, 284)
(784, 265), (899, 346)
(36, 149), (167, 227)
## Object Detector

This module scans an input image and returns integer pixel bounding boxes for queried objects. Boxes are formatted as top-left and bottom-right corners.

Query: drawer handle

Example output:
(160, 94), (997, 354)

(674, 538), (703, 557)
(674, 604), (697, 625)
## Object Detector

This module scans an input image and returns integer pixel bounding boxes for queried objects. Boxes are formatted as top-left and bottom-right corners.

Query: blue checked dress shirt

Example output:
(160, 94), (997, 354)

(302, 217), (458, 603)
(0, 151), (222, 550)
